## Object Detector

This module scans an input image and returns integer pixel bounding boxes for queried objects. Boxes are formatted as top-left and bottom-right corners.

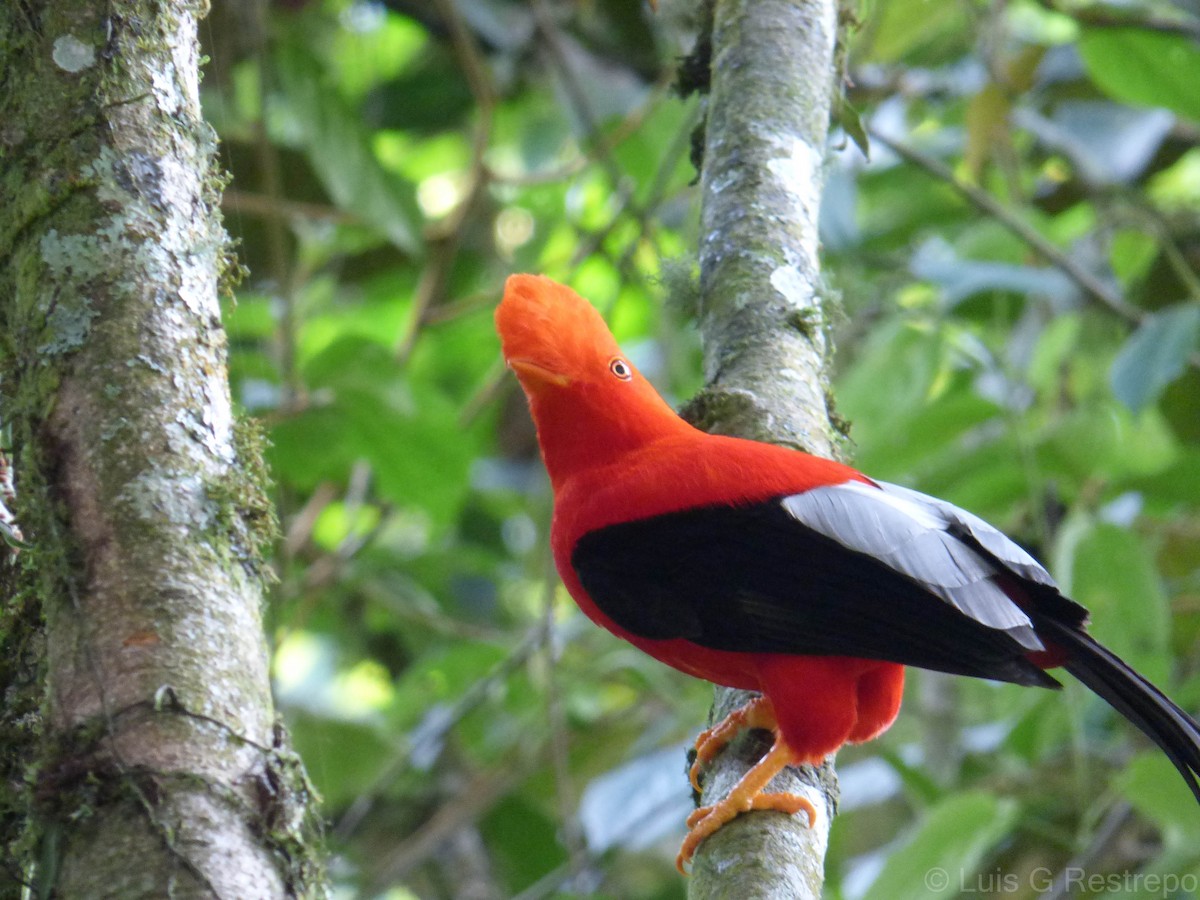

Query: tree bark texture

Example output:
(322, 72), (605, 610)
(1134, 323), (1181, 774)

(685, 0), (841, 896)
(0, 2), (321, 897)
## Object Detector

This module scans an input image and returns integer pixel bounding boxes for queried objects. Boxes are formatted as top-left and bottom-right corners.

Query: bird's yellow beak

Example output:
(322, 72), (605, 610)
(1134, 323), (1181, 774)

(507, 358), (571, 388)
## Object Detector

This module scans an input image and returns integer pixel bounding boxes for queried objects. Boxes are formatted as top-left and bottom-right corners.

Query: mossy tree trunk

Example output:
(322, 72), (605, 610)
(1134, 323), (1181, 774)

(0, 1), (322, 896)
(684, 0), (842, 896)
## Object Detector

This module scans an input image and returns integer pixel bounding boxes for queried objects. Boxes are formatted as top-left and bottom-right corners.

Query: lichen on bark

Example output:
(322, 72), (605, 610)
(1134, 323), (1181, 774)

(0, 1), (323, 896)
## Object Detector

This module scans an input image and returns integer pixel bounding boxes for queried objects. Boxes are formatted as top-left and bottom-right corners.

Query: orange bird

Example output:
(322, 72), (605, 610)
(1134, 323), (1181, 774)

(495, 274), (1200, 872)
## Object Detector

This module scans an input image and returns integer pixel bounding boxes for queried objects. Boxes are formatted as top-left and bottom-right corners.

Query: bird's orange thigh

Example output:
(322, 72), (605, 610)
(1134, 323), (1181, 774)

(847, 663), (905, 743)
(755, 655), (861, 765)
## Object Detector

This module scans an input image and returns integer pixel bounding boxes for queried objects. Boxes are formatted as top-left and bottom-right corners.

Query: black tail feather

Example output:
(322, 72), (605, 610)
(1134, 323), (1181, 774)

(1038, 618), (1200, 805)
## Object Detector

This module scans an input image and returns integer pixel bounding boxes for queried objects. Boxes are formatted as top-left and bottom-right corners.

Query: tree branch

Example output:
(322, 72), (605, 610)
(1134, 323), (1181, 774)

(0, 1), (323, 894)
(686, 0), (841, 895)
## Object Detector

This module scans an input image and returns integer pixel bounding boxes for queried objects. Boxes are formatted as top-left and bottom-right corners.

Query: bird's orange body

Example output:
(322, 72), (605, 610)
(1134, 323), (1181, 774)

(549, 431), (904, 761)
(495, 273), (1200, 872)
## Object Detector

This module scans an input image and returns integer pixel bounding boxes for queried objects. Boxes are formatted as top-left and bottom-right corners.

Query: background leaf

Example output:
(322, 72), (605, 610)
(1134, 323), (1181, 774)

(860, 792), (1019, 900)
(274, 42), (421, 253)
(1111, 305), (1200, 412)
(1080, 28), (1200, 120)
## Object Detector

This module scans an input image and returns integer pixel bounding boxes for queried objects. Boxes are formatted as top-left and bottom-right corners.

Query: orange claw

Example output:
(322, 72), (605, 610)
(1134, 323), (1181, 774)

(678, 699), (817, 873)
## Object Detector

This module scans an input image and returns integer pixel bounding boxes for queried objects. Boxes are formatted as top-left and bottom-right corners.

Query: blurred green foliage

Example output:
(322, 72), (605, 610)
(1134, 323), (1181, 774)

(199, 0), (1200, 896)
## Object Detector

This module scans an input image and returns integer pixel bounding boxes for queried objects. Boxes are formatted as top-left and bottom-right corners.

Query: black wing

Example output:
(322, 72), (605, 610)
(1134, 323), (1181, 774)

(573, 478), (1200, 803)
(571, 480), (1078, 688)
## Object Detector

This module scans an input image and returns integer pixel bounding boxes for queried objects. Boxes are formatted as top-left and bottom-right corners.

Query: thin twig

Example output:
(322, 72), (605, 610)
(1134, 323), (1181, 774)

(222, 189), (359, 225)
(531, 0), (630, 195)
(541, 552), (586, 876)
(366, 751), (537, 892)
(395, 0), (497, 362)
(1151, 215), (1200, 303)
(333, 625), (548, 840)
(870, 127), (1146, 325)
(1042, 803), (1136, 900)
(251, 22), (303, 406)
(1033, 0), (1200, 41)
(484, 72), (676, 188)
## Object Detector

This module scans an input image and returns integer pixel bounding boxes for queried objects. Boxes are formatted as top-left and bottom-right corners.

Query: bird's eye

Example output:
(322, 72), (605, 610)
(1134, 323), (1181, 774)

(609, 357), (632, 381)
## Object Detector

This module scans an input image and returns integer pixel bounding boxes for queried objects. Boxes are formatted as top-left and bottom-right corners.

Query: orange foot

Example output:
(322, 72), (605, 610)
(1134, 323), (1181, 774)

(689, 694), (776, 792)
(678, 699), (817, 873)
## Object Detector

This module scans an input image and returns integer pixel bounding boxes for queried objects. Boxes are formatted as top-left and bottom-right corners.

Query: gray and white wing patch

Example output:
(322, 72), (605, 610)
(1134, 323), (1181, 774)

(782, 480), (1049, 651)
(874, 481), (1058, 588)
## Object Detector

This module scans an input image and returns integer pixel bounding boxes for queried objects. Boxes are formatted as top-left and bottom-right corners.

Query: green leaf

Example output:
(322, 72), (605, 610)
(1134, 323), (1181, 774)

(836, 320), (944, 449)
(1110, 229), (1159, 287)
(1062, 521), (1170, 681)
(875, 745), (944, 806)
(1038, 404), (1178, 484)
(363, 49), (474, 133)
(835, 97), (871, 159)
(1005, 691), (1071, 765)
(222, 295), (277, 341)
(0, 523), (32, 552)
(866, 0), (967, 63)
(269, 337), (477, 524)
(1080, 28), (1200, 121)
(1117, 752), (1200, 843)
(1110, 305), (1200, 412)
(274, 43), (421, 253)
(331, 9), (427, 100)
(1027, 313), (1082, 395)
(481, 797), (568, 894)
(862, 791), (1018, 900)
(389, 642), (509, 731)
(286, 711), (394, 808)
(1131, 448), (1200, 511)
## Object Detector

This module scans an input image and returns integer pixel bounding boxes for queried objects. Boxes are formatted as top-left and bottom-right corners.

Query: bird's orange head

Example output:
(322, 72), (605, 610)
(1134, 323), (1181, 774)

(496, 274), (628, 393)
(495, 274), (689, 482)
